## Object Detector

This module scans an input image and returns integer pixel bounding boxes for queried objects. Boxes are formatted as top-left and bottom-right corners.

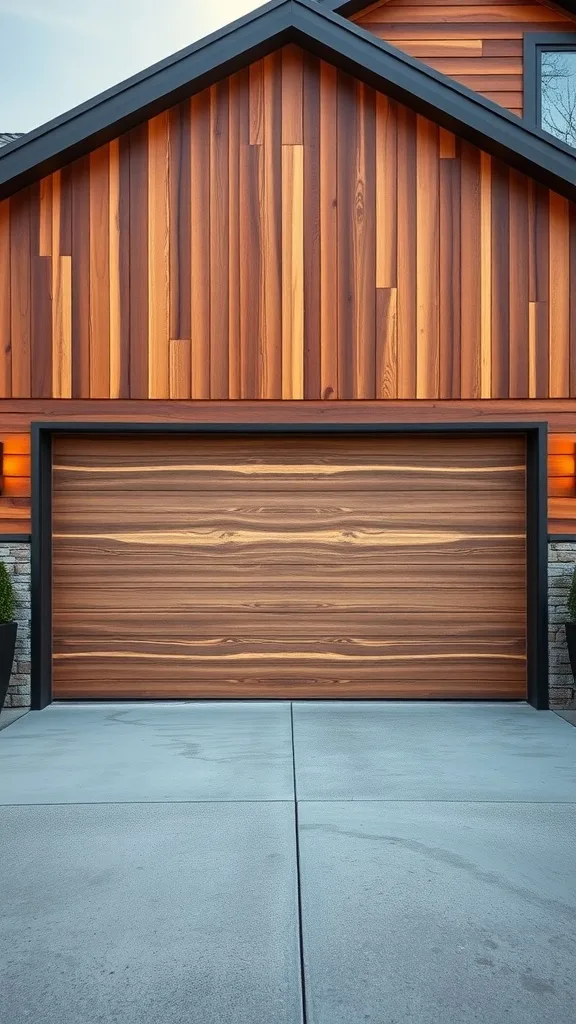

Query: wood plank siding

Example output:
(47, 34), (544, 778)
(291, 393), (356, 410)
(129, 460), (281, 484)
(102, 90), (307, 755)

(1, 44), (576, 535)
(353, 0), (576, 118)
(51, 432), (527, 699)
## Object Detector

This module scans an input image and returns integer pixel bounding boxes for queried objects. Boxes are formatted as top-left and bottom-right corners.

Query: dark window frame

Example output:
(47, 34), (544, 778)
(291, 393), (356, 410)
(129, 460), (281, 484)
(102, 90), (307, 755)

(524, 32), (576, 146)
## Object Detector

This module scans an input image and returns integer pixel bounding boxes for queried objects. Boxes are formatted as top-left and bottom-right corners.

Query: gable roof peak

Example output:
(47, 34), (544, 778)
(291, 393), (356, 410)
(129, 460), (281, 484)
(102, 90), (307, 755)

(0, 0), (575, 202)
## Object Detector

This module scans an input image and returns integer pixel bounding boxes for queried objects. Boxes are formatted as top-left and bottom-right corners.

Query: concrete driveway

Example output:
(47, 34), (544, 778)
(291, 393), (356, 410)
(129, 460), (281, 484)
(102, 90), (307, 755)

(1, 702), (575, 1024)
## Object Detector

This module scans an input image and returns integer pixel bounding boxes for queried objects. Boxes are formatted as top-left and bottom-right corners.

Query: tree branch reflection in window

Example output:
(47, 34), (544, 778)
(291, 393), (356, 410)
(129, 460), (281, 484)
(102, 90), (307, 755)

(541, 50), (576, 148)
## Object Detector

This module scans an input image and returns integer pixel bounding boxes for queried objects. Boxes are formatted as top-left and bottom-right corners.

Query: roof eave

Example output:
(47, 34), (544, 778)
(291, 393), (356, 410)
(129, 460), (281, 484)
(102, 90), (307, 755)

(327, 0), (576, 18)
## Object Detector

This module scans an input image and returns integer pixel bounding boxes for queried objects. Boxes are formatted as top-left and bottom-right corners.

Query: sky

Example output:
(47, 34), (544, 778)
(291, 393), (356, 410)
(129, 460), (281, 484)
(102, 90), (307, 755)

(0, 0), (262, 132)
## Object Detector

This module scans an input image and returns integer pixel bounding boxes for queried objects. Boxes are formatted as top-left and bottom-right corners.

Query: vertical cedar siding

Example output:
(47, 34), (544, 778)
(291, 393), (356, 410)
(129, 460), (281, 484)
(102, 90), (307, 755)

(337, 70), (355, 400)
(491, 159), (510, 399)
(118, 133), (131, 399)
(209, 80), (230, 400)
(127, 123), (149, 399)
(9, 188), (31, 398)
(169, 100), (191, 344)
(460, 141), (481, 400)
(30, 180), (52, 399)
(70, 156), (90, 399)
(303, 51), (321, 400)
(0, 43), (574, 406)
(190, 91), (211, 399)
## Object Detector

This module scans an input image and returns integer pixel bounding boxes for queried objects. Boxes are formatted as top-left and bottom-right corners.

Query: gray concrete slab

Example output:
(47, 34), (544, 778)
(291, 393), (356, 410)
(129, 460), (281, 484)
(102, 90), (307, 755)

(0, 801), (302, 1024)
(298, 800), (576, 1024)
(0, 707), (28, 731)
(292, 702), (576, 801)
(0, 702), (294, 804)
(555, 710), (576, 727)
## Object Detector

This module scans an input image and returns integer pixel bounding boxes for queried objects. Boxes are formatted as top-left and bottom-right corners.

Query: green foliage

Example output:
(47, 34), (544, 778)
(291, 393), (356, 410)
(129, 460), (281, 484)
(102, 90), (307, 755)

(0, 562), (15, 623)
(567, 568), (576, 623)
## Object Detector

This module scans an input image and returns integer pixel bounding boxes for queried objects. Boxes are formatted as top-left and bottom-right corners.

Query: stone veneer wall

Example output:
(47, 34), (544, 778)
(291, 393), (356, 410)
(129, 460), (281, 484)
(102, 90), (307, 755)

(548, 542), (576, 708)
(0, 540), (574, 710)
(0, 542), (31, 708)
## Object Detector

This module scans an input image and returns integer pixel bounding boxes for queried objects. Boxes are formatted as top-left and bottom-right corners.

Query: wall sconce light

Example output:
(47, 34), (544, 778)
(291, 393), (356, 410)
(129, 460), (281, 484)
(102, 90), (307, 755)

(0, 441), (3, 496)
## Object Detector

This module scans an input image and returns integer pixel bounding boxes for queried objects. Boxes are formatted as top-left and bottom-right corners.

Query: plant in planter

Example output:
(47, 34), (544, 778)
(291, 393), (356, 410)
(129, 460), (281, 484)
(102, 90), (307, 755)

(565, 568), (576, 680)
(0, 562), (17, 712)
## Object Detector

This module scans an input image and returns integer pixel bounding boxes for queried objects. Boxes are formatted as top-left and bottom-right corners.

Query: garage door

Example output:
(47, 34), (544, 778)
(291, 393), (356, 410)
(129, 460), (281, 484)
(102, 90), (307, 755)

(52, 432), (527, 700)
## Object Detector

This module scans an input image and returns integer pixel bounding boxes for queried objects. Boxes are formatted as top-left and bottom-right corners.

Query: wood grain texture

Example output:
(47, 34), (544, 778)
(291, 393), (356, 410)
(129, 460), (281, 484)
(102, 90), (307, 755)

(0, 44), (575, 527)
(89, 147), (110, 399)
(51, 432), (527, 699)
(147, 112), (170, 399)
(354, 0), (576, 113)
(0, 46), (574, 405)
(190, 92), (211, 400)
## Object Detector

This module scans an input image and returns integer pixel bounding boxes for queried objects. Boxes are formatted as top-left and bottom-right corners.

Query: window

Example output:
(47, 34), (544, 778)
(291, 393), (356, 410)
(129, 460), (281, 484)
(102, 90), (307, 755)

(524, 34), (576, 149)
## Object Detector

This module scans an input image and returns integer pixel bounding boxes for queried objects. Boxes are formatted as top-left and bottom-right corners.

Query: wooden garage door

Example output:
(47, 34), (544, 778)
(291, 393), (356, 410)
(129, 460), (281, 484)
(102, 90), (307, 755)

(52, 433), (527, 700)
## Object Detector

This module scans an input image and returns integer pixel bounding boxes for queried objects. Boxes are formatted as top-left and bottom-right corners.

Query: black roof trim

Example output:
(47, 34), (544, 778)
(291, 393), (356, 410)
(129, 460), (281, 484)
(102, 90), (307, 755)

(325, 0), (576, 17)
(0, 0), (575, 201)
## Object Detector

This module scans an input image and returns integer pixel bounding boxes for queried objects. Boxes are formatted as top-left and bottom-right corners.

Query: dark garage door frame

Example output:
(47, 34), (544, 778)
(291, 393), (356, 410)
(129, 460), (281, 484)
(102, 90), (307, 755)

(30, 421), (549, 710)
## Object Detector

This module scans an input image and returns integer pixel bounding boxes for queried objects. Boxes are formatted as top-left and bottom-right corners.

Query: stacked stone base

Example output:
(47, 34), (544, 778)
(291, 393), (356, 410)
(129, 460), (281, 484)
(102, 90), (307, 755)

(0, 542), (31, 708)
(0, 541), (575, 710)
(548, 542), (576, 708)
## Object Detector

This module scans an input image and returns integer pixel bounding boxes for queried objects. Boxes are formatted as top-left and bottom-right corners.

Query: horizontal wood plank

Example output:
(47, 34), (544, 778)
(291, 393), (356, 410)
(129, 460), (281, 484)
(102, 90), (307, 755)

(52, 432), (527, 699)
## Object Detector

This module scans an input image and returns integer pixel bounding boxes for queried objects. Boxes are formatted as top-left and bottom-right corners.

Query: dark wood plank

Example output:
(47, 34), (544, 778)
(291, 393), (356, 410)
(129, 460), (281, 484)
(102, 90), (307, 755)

(209, 80), (230, 399)
(169, 100), (191, 342)
(460, 141), (481, 398)
(337, 69), (356, 400)
(127, 123), (149, 398)
(303, 51), (321, 399)
(439, 143), (461, 397)
(508, 168), (529, 398)
(491, 158), (510, 398)
(396, 105), (417, 398)
(9, 188), (32, 398)
(118, 133), (131, 400)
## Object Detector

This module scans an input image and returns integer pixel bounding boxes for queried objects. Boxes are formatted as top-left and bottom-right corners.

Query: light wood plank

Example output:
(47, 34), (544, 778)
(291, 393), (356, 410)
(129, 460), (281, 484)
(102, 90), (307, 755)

(282, 145), (304, 399)
(169, 339), (191, 399)
(480, 150), (492, 398)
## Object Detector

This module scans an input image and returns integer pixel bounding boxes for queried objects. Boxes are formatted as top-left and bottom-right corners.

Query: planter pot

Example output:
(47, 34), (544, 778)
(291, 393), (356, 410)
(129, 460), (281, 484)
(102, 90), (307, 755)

(0, 621), (17, 712)
(565, 622), (576, 680)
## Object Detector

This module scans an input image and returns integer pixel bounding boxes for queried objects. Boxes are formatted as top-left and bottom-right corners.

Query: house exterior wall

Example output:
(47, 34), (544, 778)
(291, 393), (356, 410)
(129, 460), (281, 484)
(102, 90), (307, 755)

(1, 46), (576, 536)
(353, 0), (576, 118)
(0, 34), (575, 707)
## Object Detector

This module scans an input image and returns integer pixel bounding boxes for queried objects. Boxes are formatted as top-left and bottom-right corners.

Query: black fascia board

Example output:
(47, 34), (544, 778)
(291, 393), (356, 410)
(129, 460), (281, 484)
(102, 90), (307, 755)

(1, 0), (575, 201)
(326, 0), (576, 16)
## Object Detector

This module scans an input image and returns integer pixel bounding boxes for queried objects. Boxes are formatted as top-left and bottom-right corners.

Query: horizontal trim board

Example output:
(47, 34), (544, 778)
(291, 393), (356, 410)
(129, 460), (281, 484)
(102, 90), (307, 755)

(548, 534), (576, 542)
(0, 533), (31, 543)
(34, 420), (545, 435)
